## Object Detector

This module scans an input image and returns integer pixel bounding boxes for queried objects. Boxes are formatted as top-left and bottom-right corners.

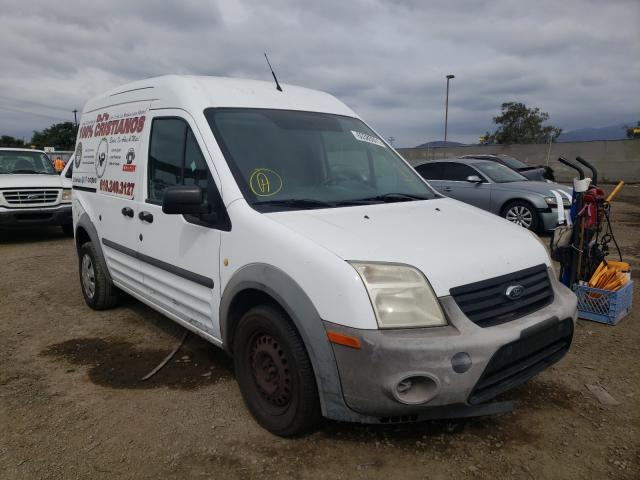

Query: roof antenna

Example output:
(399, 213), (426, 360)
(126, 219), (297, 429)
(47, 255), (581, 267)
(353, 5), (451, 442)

(264, 53), (283, 92)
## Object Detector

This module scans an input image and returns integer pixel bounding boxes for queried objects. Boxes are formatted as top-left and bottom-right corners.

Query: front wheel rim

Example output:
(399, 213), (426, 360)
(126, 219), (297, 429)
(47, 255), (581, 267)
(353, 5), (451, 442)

(249, 333), (292, 411)
(506, 205), (533, 228)
(81, 254), (96, 299)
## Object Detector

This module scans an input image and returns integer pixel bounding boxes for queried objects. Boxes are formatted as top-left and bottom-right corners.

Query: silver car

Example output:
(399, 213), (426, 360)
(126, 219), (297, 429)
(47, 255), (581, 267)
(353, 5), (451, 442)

(459, 154), (555, 182)
(415, 158), (572, 231)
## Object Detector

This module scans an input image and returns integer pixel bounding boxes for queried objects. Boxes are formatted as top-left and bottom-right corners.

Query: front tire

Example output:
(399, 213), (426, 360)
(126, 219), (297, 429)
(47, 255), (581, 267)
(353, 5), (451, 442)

(502, 200), (539, 231)
(233, 304), (321, 437)
(61, 224), (73, 236)
(78, 242), (119, 310)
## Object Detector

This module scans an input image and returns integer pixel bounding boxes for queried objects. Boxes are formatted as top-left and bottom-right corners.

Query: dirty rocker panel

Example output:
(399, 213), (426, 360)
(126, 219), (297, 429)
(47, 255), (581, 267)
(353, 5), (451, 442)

(101, 237), (214, 289)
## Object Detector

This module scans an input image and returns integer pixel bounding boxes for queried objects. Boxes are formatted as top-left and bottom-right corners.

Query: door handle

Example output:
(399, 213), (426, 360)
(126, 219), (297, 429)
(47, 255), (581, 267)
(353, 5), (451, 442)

(138, 211), (154, 223)
(121, 207), (134, 218)
(443, 187), (453, 192)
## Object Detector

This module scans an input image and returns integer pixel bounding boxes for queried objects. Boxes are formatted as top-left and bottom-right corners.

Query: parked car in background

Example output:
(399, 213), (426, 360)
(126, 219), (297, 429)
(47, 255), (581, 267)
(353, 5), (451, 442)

(460, 154), (555, 182)
(0, 148), (73, 235)
(415, 158), (571, 231)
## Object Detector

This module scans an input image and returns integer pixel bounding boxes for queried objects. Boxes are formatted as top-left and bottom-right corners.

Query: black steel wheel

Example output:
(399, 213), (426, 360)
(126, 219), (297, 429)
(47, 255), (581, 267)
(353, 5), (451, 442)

(233, 304), (320, 436)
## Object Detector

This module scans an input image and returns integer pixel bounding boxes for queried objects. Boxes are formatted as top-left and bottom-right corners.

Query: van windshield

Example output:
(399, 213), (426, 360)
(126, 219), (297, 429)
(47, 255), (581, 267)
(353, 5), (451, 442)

(0, 151), (56, 175)
(205, 108), (436, 211)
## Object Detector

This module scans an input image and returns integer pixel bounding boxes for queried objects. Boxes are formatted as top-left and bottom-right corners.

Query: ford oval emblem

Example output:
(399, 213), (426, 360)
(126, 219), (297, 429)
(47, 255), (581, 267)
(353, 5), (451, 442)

(505, 285), (525, 300)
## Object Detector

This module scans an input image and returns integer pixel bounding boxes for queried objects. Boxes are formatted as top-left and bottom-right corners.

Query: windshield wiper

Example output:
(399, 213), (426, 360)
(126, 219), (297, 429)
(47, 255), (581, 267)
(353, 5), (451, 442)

(253, 194), (431, 210)
(357, 193), (431, 203)
(253, 198), (337, 209)
(11, 169), (39, 174)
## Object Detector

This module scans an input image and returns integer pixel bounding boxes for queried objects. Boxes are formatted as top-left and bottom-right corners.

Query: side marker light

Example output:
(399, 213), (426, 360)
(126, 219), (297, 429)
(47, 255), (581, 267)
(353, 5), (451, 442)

(327, 331), (361, 349)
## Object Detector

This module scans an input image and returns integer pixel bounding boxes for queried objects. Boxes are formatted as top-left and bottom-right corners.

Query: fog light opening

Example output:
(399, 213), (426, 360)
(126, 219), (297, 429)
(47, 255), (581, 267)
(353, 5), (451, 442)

(393, 375), (438, 405)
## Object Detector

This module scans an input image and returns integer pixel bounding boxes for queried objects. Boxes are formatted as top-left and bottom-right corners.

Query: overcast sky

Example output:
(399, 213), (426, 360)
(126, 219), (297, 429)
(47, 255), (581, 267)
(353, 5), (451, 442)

(0, 0), (638, 147)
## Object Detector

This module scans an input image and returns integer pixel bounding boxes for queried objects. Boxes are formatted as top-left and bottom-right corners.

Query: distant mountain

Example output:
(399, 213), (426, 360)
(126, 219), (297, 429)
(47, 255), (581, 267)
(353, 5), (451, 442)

(557, 124), (628, 142)
(415, 140), (466, 148)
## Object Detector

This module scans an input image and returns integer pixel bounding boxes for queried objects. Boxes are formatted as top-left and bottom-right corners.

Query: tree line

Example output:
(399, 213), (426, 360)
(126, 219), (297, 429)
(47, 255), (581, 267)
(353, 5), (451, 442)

(480, 102), (639, 144)
(0, 122), (78, 150)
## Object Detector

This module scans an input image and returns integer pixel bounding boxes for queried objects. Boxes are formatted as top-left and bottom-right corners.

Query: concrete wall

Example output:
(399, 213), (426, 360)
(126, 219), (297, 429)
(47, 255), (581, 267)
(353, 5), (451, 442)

(398, 139), (640, 183)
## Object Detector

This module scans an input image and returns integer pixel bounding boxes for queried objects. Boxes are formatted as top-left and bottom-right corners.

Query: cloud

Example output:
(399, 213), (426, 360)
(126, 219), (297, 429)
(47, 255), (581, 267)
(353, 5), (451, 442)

(0, 0), (637, 146)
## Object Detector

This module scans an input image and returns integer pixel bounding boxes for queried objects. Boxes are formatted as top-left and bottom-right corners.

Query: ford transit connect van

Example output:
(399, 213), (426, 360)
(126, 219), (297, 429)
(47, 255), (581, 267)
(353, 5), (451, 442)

(71, 76), (577, 436)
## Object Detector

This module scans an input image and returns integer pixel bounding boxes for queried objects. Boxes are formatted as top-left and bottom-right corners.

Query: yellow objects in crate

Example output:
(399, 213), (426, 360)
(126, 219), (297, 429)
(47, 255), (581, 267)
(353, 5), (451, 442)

(589, 261), (630, 291)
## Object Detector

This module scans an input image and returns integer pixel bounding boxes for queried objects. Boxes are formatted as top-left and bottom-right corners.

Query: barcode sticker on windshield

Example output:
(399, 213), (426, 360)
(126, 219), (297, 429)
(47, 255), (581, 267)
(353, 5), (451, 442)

(351, 130), (386, 147)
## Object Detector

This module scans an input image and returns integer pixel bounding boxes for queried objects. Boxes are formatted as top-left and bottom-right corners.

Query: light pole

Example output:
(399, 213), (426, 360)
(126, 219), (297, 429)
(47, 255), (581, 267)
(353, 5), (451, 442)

(444, 74), (455, 143)
(72, 109), (78, 126)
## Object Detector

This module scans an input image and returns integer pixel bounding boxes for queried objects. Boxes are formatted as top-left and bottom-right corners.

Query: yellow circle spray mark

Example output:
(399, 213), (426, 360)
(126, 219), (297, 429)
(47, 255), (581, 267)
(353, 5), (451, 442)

(249, 168), (283, 196)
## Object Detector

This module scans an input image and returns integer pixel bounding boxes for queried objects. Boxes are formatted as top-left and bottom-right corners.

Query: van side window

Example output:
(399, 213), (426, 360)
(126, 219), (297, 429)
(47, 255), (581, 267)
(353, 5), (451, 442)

(147, 117), (230, 230)
(183, 128), (209, 192)
(149, 118), (211, 200)
(148, 118), (187, 200)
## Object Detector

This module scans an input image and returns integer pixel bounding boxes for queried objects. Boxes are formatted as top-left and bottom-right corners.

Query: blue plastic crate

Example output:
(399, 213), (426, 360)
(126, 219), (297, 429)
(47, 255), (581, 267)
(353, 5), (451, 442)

(572, 280), (634, 325)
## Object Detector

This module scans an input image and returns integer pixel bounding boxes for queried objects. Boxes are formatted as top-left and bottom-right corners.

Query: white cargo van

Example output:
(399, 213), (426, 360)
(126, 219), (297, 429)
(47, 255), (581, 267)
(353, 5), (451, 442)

(72, 76), (577, 436)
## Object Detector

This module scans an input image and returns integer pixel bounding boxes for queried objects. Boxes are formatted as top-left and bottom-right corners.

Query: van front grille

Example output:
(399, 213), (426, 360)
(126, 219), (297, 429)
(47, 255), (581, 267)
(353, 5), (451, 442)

(3, 190), (59, 206)
(450, 264), (553, 327)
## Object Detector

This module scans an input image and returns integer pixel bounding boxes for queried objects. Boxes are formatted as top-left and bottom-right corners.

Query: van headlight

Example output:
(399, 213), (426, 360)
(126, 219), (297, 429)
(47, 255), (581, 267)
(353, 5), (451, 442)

(350, 262), (447, 329)
(61, 189), (72, 201)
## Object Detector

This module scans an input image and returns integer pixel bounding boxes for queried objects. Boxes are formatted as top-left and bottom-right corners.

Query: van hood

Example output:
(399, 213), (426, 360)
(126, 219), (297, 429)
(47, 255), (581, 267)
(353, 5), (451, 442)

(0, 174), (64, 189)
(267, 198), (550, 297)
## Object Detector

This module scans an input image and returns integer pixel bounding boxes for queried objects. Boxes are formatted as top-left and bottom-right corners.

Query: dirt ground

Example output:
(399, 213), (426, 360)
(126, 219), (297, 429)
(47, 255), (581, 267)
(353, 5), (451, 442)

(1, 186), (639, 480)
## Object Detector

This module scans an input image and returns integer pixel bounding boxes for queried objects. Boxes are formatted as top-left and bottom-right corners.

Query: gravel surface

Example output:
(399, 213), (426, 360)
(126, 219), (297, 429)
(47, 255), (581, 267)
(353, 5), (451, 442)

(1, 185), (639, 479)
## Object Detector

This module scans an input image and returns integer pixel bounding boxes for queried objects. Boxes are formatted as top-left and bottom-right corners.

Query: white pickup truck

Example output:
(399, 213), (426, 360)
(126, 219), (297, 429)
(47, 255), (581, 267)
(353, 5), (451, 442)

(0, 148), (72, 235)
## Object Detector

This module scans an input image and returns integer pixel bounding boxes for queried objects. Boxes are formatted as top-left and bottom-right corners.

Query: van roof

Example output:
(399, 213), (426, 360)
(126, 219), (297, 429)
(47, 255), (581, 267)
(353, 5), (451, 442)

(82, 75), (358, 118)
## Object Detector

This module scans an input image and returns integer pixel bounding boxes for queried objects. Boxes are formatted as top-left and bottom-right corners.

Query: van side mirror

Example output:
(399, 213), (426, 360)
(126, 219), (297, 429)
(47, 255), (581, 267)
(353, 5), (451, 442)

(162, 185), (210, 215)
(466, 175), (483, 183)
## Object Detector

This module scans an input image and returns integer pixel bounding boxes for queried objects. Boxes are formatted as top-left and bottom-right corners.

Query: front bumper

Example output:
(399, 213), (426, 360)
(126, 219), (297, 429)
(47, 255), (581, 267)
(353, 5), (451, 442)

(0, 204), (72, 229)
(325, 269), (577, 419)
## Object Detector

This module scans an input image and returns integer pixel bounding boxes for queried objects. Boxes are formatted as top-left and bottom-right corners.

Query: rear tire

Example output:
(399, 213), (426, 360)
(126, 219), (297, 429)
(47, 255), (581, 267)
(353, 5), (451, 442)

(502, 200), (539, 231)
(61, 224), (73, 236)
(233, 304), (321, 437)
(78, 241), (119, 310)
